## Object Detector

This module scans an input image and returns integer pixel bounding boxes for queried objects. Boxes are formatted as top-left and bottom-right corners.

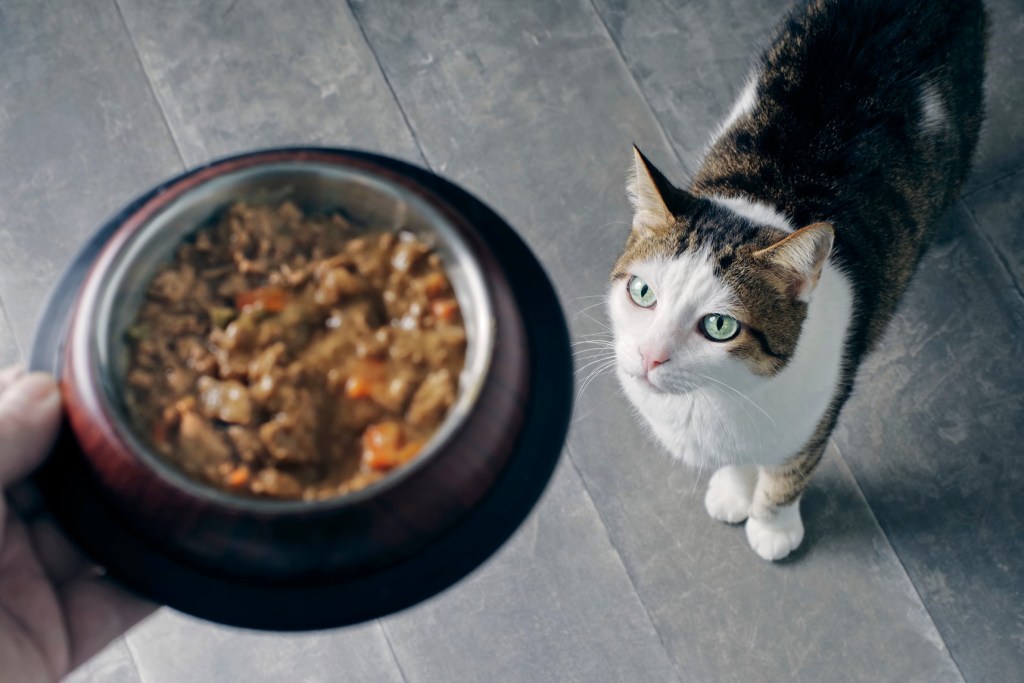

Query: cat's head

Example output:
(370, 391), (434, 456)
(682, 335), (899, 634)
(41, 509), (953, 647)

(609, 147), (834, 396)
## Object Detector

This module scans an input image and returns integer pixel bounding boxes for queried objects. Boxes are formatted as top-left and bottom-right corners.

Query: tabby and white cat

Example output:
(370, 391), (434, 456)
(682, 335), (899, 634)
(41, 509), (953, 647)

(609, 0), (987, 560)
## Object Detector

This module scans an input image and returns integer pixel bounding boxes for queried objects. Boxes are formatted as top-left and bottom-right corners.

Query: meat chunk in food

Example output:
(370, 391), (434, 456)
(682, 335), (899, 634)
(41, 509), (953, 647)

(226, 425), (267, 464)
(250, 468), (303, 498)
(314, 267), (367, 307)
(149, 265), (195, 305)
(258, 404), (318, 466)
(178, 411), (232, 469)
(198, 377), (253, 425)
(407, 369), (457, 428)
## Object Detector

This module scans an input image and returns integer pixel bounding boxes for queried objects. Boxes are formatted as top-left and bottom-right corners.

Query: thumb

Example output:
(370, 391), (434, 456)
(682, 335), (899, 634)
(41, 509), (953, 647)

(0, 372), (62, 487)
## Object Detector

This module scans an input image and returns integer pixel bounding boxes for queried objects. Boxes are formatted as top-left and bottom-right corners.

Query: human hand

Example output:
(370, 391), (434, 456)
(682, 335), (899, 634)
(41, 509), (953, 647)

(0, 364), (154, 683)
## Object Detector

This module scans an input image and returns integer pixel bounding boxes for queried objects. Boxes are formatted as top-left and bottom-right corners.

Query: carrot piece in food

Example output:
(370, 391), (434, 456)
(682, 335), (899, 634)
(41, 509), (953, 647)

(345, 375), (373, 399)
(423, 272), (448, 298)
(430, 299), (458, 322)
(234, 285), (288, 313)
(225, 465), (251, 488)
(362, 421), (407, 471)
(344, 360), (386, 399)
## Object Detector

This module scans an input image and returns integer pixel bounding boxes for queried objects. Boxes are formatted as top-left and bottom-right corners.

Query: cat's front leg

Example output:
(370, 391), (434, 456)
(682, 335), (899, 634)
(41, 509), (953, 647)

(743, 444), (824, 561)
(704, 464), (757, 523)
(745, 495), (804, 561)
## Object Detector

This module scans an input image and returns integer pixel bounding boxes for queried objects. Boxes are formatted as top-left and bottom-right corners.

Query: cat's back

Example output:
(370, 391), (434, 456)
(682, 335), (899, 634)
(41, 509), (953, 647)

(694, 0), (987, 353)
(766, 0), (987, 168)
(774, 0), (987, 88)
(697, 0), (987, 212)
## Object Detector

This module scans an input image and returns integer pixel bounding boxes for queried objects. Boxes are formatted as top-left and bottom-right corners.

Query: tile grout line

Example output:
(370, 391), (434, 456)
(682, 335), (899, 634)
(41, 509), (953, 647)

(958, 196), (1024, 308)
(960, 164), (1024, 200)
(111, 0), (189, 169)
(376, 620), (412, 683)
(563, 442), (685, 683)
(122, 631), (150, 683)
(345, 0), (430, 170)
(827, 440), (968, 682)
(586, 0), (726, 183)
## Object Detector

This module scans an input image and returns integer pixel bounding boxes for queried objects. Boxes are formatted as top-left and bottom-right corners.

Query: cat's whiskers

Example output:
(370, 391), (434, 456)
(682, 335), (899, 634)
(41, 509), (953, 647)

(573, 352), (615, 364)
(572, 301), (610, 319)
(569, 293), (613, 343)
(695, 373), (777, 428)
(573, 358), (618, 414)
(578, 311), (613, 333)
(573, 354), (616, 369)
(574, 336), (615, 345)
(572, 339), (614, 351)
(699, 379), (766, 461)
(572, 344), (615, 357)
(572, 347), (614, 357)
(571, 338), (614, 347)
(683, 380), (710, 495)
(572, 331), (616, 370)
(573, 352), (617, 375)
(689, 381), (743, 492)
(572, 317), (618, 412)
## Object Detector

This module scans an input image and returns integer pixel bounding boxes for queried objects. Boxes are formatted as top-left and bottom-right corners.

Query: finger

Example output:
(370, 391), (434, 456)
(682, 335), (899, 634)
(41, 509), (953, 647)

(0, 373), (62, 487)
(28, 517), (96, 584)
(0, 363), (25, 395)
(60, 577), (156, 670)
(0, 513), (71, 678)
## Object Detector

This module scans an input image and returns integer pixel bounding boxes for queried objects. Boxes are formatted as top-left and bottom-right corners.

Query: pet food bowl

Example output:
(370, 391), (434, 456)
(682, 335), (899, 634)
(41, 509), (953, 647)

(30, 148), (572, 630)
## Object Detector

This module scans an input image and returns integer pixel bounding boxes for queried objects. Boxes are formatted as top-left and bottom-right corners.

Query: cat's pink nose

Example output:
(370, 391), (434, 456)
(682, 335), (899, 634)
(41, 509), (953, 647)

(641, 351), (669, 374)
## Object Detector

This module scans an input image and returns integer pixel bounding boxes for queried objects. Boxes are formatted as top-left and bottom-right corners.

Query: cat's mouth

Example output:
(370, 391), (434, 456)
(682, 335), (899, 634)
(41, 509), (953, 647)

(630, 371), (666, 394)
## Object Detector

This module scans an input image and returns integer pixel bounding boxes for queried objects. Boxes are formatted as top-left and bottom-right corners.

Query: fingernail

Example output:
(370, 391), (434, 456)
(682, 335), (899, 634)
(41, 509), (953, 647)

(18, 373), (59, 403)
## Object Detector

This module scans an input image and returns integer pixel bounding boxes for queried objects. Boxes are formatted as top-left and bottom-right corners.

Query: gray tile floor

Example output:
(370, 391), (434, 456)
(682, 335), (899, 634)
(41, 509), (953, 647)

(2, 0), (1021, 681)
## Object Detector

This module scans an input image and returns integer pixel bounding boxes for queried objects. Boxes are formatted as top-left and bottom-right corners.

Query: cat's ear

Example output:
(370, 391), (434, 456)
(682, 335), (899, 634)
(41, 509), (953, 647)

(627, 146), (675, 233)
(753, 223), (834, 301)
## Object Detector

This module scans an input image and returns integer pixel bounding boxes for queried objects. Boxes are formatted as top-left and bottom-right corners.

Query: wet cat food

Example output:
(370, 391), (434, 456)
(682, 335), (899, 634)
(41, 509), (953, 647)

(123, 201), (467, 500)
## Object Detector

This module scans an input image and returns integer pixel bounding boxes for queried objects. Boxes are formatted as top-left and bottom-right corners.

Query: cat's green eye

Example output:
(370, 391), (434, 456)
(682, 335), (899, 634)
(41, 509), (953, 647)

(701, 314), (740, 341)
(627, 276), (657, 308)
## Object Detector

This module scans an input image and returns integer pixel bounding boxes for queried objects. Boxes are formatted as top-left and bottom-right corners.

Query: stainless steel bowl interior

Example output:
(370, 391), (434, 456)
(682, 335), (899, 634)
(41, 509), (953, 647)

(87, 161), (495, 511)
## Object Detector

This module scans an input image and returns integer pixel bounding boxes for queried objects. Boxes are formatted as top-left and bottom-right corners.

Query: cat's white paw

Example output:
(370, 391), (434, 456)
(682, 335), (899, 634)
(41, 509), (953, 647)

(745, 502), (804, 561)
(704, 465), (757, 524)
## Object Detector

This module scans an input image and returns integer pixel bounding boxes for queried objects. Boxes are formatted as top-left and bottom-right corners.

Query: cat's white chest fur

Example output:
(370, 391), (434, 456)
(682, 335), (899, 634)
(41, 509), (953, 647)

(614, 260), (854, 468)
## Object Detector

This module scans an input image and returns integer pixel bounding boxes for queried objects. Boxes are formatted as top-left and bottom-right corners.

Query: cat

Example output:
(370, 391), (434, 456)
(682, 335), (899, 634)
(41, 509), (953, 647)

(609, 0), (987, 560)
